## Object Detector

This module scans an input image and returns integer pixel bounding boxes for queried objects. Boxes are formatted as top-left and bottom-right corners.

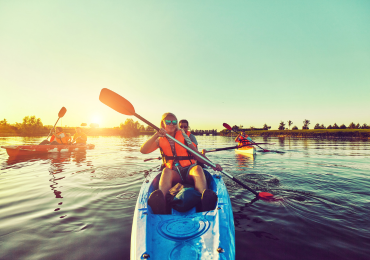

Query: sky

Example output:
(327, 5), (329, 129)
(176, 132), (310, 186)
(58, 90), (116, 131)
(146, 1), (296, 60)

(1, 0), (369, 131)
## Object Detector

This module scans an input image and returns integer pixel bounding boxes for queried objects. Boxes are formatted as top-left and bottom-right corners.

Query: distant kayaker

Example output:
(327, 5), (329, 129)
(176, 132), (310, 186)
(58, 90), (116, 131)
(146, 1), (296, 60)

(72, 127), (87, 145)
(140, 112), (222, 214)
(49, 127), (69, 145)
(179, 119), (198, 146)
(235, 131), (252, 147)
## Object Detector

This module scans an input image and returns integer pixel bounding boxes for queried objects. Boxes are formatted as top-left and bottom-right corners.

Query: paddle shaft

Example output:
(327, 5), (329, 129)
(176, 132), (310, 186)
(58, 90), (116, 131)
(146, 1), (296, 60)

(45, 117), (61, 140)
(206, 143), (270, 153)
(134, 113), (259, 196)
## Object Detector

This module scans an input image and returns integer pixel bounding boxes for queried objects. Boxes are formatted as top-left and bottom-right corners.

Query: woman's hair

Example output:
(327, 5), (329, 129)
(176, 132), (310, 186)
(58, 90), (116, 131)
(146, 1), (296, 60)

(160, 112), (178, 129)
(179, 119), (189, 126)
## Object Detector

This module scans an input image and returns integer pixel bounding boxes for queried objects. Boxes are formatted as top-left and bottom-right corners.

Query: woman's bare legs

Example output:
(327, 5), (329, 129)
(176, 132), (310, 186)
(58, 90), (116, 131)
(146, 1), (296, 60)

(187, 165), (207, 194)
(159, 167), (182, 196)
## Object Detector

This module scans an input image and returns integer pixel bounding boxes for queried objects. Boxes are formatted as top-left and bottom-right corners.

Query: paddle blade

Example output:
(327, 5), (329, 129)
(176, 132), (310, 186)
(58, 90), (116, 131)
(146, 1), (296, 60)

(58, 107), (67, 118)
(223, 123), (232, 130)
(258, 192), (274, 199)
(99, 88), (135, 115)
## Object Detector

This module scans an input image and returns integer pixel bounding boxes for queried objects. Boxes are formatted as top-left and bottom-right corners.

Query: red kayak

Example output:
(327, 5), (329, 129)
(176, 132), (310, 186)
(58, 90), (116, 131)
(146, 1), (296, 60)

(1, 144), (95, 157)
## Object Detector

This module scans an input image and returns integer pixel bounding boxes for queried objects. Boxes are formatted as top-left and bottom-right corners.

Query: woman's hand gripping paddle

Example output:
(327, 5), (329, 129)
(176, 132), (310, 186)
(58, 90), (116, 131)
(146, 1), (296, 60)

(99, 88), (273, 199)
(44, 107), (67, 141)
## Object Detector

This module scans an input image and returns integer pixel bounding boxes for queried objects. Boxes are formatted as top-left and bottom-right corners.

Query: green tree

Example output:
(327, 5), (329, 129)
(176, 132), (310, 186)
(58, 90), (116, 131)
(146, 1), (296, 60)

(119, 119), (143, 136)
(16, 116), (44, 135)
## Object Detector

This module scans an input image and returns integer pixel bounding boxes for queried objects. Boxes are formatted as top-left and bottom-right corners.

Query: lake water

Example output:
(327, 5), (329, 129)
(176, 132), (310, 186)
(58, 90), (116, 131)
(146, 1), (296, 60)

(1, 136), (369, 260)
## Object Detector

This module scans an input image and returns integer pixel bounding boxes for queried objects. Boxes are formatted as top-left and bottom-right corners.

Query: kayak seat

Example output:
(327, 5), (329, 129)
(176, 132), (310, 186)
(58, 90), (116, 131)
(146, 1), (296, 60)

(147, 169), (217, 214)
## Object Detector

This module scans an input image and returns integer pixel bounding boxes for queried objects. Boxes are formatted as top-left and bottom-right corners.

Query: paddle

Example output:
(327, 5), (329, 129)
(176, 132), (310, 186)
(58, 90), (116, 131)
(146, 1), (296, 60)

(144, 157), (162, 162)
(99, 88), (273, 199)
(205, 143), (271, 153)
(44, 107), (67, 141)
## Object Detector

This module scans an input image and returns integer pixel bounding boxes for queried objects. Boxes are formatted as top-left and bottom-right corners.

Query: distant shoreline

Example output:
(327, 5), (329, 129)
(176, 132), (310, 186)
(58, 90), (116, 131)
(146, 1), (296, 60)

(1, 129), (369, 139)
(220, 129), (370, 139)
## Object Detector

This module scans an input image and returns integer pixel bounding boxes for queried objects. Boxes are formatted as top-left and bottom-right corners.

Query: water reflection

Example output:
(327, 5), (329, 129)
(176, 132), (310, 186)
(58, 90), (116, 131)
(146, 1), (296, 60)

(234, 153), (256, 170)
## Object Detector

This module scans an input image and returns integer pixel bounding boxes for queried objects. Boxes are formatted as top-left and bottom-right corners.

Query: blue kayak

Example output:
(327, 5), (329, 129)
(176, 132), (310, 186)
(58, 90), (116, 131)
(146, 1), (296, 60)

(130, 169), (235, 260)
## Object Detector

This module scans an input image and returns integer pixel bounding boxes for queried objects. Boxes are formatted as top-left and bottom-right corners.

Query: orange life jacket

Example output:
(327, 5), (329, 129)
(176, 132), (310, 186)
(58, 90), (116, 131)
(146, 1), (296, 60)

(159, 130), (196, 169)
(54, 131), (69, 144)
(235, 134), (250, 146)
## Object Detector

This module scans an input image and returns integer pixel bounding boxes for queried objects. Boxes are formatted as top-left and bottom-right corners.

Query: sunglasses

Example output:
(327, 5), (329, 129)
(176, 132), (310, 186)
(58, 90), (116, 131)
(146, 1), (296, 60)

(165, 120), (178, 125)
(180, 125), (188, 129)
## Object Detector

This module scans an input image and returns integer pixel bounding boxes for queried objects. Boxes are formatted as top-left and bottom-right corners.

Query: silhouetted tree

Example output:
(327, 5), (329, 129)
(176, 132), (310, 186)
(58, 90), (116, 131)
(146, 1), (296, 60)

(362, 123), (369, 129)
(333, 123), (339, 129)
(327, 125), (332, 129)
(278, 121), (285, 130)
(314, 123), (320, 129)
(339, 124), (347, 129)
(292, 126), (298, 130)
(288, 120), (293, 130)
(263, 123), (269, 130)
(0, 119), (8, 126)
(15, 115), (44, 135)
(348, 122), (356, 129)
(302, 119), (310, 130)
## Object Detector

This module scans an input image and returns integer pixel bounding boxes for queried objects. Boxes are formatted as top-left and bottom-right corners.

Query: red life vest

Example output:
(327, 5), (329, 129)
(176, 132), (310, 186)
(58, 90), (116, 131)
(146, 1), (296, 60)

(159, 130), (196, 169)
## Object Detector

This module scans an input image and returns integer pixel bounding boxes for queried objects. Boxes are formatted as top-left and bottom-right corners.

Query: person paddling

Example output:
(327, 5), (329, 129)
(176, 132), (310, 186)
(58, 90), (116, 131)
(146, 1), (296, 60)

(179, 119), (198, 146)
(235, 130), (252, 147)
(49, 127), (69, 145)
(72, 127), (87, 145)
(140, 112), (222, 214)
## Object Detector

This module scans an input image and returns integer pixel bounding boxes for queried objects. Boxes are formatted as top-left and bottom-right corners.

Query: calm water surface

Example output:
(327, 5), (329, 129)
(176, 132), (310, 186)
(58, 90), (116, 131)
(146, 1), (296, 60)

(1, 136), (369, 260)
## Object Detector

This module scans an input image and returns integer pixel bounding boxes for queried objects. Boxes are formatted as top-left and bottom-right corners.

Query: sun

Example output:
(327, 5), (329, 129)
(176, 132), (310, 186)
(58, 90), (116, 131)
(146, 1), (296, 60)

(91, 115), (102, 126)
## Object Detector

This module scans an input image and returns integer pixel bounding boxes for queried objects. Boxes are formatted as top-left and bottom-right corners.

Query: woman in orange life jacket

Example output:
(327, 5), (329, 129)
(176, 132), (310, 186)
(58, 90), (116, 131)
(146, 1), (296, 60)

(49, 127), (69, 145)
(235, 130), (252, 147)
(140, 112), (222, 214)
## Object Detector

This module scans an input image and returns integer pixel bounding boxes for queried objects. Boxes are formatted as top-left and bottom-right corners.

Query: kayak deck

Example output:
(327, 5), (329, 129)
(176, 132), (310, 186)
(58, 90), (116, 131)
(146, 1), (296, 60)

(1, 144), (95, 157)
(130, 170), (235, 260)
(235, 145), (256, 155)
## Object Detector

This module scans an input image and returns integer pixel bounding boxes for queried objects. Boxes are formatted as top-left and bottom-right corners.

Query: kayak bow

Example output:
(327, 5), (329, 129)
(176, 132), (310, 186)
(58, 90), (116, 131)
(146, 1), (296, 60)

(130, 169), (235, 260)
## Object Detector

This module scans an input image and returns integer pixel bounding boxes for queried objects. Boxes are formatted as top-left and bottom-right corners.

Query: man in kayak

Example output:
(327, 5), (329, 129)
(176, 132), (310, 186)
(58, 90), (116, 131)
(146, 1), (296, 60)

(72, 127), (87, 145)
(49, 127), (69, 145)
(140, 112), (222, 214)
(179, 119), (198, 146)
(235, 131), (252, 147)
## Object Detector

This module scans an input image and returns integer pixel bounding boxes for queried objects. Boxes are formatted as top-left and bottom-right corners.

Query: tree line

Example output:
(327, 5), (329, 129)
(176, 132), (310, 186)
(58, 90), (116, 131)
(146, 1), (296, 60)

(277, 119), (370, 130)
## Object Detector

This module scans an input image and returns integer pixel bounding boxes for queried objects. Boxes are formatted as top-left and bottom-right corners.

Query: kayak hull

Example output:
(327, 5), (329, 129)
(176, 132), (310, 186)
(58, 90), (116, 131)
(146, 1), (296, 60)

(1, 144), (95, 157)
(235, 146), (256, 155)
(130, 170), (235, 260)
